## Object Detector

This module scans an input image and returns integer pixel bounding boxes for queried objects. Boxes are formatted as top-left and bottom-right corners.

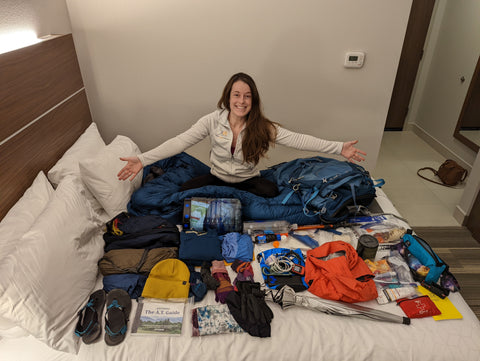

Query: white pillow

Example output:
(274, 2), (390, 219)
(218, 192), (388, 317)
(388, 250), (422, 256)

(0, 171), (54, 258)
(48, 122), (106, 187)
(0, 176), (105, 354)
(79, 135), (143, 218)
(0, 171), (54, 338)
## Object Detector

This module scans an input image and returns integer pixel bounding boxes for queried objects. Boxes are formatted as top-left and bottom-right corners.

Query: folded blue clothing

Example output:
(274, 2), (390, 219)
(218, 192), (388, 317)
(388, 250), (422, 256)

(102, 274), (147, 299)
(179, 229), (223, 266)
(221, 232), (253, 263)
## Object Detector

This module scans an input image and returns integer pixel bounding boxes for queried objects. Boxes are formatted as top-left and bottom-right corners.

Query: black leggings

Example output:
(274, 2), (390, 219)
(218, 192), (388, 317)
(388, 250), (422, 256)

(180, 173), (280, 198)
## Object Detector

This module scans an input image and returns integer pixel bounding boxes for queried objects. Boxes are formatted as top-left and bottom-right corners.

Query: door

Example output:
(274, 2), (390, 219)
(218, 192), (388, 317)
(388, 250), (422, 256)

(453, 55), (480, 152)
(456, 55), (480, 129)
(384, 0), (436, 130)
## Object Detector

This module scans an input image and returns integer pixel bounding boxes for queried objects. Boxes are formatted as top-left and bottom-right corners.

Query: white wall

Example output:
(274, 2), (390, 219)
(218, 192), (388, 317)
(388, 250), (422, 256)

(66, 0), (412, 170)
(0, 0), (71, 52)
(458, 151), (480, 221)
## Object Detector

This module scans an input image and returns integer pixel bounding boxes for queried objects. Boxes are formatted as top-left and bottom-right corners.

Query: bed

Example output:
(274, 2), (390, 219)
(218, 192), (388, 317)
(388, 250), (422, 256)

(1, 34), (480, 361)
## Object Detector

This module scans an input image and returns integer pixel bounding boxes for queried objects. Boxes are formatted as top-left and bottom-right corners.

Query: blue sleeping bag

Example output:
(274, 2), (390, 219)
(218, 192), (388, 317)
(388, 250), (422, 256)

(127, 152), (377, 225)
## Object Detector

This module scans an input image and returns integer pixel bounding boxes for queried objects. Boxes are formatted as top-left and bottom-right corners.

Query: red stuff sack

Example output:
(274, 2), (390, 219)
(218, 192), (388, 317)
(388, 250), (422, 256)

(397, 296), (441, 318)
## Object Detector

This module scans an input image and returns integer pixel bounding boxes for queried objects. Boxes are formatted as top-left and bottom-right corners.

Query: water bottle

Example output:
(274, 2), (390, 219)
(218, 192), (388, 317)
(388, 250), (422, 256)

(234, 201), (242, 233)
(243, 220), (293, 235)
(221, 198), (242, 233)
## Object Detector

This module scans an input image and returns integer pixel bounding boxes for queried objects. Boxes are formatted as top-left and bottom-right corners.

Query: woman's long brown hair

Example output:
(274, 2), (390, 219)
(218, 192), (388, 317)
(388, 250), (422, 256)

(217, 73), (278, 165)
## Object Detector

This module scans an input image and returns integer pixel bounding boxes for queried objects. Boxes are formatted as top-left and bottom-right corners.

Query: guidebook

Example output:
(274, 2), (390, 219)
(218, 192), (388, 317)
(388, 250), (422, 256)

(131, 298), (186, 336)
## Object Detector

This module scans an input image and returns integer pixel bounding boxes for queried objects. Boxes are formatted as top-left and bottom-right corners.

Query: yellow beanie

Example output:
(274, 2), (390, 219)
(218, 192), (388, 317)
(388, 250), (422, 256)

(141, 259), (190, 299)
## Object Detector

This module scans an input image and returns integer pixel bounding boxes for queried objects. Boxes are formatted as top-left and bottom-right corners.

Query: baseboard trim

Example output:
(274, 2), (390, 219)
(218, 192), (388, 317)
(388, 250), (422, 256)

(454, 205), (467, 226)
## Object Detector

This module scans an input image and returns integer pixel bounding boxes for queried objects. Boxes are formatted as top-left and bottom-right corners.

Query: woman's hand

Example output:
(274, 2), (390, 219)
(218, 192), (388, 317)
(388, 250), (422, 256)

(341, 140), (366, 163)
(117, 156), (143, 181)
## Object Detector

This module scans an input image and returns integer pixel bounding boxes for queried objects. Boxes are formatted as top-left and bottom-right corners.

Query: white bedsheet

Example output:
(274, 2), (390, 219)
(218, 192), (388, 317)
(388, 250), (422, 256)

(2, 189), (480, 361)
(2, 289), (479, 361)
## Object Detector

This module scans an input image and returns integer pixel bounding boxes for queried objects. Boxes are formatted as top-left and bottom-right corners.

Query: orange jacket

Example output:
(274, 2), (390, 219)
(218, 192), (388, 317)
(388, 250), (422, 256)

(305, 241), (377, 303)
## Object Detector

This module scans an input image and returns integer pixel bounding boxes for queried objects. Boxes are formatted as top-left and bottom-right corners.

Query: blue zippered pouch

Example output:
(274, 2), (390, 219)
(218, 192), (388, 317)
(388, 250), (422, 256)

(402, 230), (446, 284)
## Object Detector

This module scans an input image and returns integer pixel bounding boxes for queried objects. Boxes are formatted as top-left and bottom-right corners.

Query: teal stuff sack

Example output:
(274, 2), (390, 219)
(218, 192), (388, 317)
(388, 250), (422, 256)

(402, 230), (446, 284)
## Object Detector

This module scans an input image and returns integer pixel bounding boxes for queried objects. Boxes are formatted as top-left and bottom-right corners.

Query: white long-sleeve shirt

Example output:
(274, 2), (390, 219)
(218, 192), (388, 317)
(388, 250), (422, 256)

(138, 109), (343, 183)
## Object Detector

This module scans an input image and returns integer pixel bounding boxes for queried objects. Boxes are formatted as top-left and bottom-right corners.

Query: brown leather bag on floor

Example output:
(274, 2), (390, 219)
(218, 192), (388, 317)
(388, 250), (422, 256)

(417, 159), (468, 187)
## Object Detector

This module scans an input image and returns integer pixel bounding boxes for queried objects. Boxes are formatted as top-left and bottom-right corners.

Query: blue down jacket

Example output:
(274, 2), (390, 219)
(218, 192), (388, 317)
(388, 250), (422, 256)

(127, 152), (376, 226)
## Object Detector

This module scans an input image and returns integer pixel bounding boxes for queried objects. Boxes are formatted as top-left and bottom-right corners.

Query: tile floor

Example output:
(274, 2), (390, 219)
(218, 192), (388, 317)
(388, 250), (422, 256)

(372, 131), (464, 227)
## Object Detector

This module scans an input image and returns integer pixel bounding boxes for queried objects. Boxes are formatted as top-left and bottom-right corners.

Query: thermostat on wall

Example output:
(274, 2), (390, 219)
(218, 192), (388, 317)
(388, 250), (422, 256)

(344, 51), (365, 68)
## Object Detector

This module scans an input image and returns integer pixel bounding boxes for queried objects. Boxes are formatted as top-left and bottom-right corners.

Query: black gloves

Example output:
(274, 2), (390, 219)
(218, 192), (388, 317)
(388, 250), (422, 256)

(226, 281), (274, 337)
(200, 261), (220, 290)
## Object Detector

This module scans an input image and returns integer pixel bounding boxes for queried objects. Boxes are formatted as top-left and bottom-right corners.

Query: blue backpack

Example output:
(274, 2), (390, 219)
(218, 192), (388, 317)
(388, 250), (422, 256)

(269, 156), (384, 223)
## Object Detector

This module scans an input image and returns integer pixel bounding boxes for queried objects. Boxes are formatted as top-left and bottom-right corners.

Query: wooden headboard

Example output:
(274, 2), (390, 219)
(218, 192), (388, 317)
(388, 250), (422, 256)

(0, 34), (92, 220)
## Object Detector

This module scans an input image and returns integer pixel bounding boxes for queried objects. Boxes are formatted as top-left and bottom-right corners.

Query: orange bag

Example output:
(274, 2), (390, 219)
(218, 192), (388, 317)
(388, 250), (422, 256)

(305, 241), (378, 303)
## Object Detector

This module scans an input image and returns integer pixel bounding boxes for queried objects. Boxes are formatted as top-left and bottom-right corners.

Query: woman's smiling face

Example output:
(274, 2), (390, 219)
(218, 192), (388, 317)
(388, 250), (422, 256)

(229, 80), (252, 120)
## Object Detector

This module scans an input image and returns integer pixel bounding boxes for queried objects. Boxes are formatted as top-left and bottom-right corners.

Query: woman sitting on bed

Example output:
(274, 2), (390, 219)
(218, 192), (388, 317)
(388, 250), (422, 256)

(117, 72), (366, 198)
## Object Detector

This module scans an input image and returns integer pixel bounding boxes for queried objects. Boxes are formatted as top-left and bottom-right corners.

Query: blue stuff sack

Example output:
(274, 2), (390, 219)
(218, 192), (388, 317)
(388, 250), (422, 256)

(401, 230), (446, 284)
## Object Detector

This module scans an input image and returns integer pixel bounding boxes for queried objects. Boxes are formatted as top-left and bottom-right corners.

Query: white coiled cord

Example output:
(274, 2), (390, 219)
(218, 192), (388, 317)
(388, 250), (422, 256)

(262, 254), (294, 276)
